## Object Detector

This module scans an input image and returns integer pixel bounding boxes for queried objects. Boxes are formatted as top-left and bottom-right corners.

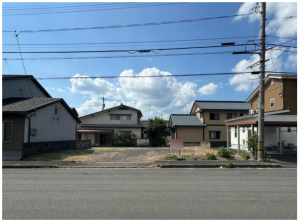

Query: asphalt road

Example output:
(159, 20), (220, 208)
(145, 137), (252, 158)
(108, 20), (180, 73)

(3, 168), (297, 220)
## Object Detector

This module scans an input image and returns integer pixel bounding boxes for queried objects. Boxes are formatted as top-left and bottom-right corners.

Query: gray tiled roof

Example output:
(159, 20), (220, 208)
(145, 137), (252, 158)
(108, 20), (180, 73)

(3, 97), (61, 112)
(78, 124), (144, 129)
(195, 101), (251, 110)
(170, 114), (205, 126)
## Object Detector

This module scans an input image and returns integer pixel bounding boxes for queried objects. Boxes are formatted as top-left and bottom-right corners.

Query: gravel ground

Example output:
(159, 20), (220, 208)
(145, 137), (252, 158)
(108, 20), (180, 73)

(29, 146), (244, 163)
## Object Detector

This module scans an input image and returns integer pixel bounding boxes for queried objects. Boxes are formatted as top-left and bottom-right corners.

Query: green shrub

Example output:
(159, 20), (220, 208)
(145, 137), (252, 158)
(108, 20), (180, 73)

(217, 146), (233, 158)
(247, 133), (258, 151)
(113, 132), (137, 147)
(164, 154), (178, 160)
(241, 151), (250, 160)
(206, 152), (217, 160)
(224, 162), (235, 168)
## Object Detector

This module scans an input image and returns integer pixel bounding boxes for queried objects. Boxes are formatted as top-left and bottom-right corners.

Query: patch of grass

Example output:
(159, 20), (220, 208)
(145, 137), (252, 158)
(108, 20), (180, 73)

(164, 154), (178, 160)
(28, 148), (95, 161)
(224, 162), (235, 168)
(206, 152), (217, 160)
(217, 146), (233, 158)
(181, 155), (191, 159)
(241, 151), (250, 160)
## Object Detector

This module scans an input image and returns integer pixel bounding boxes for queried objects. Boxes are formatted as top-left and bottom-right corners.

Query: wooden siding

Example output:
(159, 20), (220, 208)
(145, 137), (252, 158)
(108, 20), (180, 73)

(283, 79), (297, 115)
(176, 127), (203, 142)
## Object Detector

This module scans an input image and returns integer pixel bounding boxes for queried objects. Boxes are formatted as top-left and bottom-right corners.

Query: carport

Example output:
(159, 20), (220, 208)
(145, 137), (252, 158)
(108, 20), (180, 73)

(225, 110), (297, 155)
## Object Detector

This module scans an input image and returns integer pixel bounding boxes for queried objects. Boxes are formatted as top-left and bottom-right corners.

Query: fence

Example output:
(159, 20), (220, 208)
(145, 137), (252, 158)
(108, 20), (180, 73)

(22, 140), (91, 159)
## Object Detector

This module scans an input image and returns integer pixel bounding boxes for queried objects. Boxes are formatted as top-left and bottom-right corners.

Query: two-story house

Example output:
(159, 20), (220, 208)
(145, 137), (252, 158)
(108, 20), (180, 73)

(2, 75), (80, 160)
(77, 104), (144, 146)
(168, 101), (250, 147)
(225, 74), (297, 153)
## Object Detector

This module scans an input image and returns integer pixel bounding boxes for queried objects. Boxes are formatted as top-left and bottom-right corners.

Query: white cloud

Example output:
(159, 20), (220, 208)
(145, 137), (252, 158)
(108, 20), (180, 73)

(70, 68), (199, 118)
(231, 2), (296, 91)
(198, 83), (218, 95)
(285, 48), (297, 69)
(230, 49), (283, 91)
(57, 87), (66, 92)
(234, 2), (297, 38)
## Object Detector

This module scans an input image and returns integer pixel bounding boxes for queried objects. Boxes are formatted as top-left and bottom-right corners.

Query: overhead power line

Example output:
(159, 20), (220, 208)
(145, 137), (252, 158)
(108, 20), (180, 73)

(3, 2), (153, 11)
(3, 3), (181, 16)
(2, 43), (260, 54)
(2, 71), (295, 81)
(3, 13), (254, 34)
(267, 16), (297, 20)
(2, 51), (235, 60)
(2, 36), (259, 46)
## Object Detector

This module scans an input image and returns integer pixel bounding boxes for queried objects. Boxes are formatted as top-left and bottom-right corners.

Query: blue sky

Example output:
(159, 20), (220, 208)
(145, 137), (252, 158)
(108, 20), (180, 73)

(2, 2), (297, 119)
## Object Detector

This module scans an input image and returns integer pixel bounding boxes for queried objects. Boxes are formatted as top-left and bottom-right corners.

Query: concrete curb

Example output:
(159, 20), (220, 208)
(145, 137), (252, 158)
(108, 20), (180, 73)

(158, 164), (282, 168)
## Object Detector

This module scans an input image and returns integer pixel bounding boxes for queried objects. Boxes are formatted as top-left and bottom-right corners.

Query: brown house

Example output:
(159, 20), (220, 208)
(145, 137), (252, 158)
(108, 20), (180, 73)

(168, 101), (250, 147)
(225, 74), (297, 154)
(189, 101), (250, 147)
(246, 74), (297, 115)
(168, 114), (205, 146)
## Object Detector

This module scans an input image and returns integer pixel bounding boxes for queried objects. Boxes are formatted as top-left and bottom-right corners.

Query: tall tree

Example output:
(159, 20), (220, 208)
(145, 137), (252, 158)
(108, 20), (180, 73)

(147, 117), (171, 147)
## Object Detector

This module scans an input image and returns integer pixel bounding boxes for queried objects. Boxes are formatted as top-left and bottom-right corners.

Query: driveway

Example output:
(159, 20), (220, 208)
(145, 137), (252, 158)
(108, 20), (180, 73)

(269, 153), (297, 168)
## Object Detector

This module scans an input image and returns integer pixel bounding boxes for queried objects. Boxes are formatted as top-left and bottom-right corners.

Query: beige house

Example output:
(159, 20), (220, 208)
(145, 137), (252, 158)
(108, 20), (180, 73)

(77, 104), (144, 146)
(168, 101), (250, 147)
(225, 74), (297, 154)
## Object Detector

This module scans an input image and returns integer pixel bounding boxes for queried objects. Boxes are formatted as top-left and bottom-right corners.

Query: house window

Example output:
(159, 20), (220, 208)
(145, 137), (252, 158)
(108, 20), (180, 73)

(270, 98), (275, 108)
(110, 115), (120, 120)
(200, 112), (203, 118)
(110, 115), (131, 120)
(240, 113), (244, 117)
(227, 113), (237, 119)
(288, 127), (291, 133)
(210, 113), (220, 120)
(2, 121), (13, 142)
(256, 103), (259, 110)
(209, 131), (220, 139)
(54, 105), (58, 114)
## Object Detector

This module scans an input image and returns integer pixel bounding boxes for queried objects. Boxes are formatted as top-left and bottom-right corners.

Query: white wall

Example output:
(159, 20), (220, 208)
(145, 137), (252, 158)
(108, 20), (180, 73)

(229, 126), (297, 151)
(30, 101), (77, 142)
(3, 79), (49, 99)
(80, 108), (139, 124)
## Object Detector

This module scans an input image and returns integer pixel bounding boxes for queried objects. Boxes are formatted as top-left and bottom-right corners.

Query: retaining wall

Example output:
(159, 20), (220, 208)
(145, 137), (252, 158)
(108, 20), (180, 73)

(22, 140), (91, 158)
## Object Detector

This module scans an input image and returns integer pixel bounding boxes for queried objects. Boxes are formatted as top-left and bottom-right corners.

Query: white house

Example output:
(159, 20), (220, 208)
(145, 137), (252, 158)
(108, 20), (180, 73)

(77, 104), (144, 146)
(2, 75), (80, 160)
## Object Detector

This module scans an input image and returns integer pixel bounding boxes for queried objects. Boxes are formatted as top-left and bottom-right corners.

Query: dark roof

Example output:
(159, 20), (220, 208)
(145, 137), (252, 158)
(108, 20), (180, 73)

(193, 100), (251, 111)
(170, 114), (205, 126)
(80, 103), (143, 118)
(3, 97), (80, 123)
(3, 97), (60, 112)
(3, 74), (52, 98)
(78, 123), (144, 129)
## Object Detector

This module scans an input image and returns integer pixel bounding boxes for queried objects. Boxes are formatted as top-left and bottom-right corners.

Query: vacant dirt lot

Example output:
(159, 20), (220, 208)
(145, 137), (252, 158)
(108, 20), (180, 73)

(28, 146), (243, 163)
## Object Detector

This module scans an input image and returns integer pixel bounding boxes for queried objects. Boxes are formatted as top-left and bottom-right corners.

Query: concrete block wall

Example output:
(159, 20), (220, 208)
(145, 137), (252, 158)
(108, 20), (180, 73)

(22, 140), (91, 159)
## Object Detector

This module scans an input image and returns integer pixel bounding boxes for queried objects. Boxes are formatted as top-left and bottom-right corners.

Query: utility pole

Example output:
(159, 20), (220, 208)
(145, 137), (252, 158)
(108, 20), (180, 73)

(257, 2), (266, 161)
(101, 96), (106, 111)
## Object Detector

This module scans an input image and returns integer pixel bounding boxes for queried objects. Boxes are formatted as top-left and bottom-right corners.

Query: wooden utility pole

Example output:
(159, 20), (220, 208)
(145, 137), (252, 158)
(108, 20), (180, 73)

(257, 2), (266, 161)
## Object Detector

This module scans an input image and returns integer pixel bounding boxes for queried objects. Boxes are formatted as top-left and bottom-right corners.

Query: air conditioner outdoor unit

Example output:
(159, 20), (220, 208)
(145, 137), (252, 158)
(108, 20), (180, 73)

(249, 109), (255, 115)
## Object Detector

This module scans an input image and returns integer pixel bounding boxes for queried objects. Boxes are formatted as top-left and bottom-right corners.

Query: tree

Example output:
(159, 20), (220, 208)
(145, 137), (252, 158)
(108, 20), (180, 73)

(246, 133), (257, 151)
(146, 117), (171, 147)
(113, 132), (137, 147)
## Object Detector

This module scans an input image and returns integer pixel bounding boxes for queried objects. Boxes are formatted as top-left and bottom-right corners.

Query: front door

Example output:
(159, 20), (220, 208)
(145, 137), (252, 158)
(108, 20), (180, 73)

(100, 134), (107, 145)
